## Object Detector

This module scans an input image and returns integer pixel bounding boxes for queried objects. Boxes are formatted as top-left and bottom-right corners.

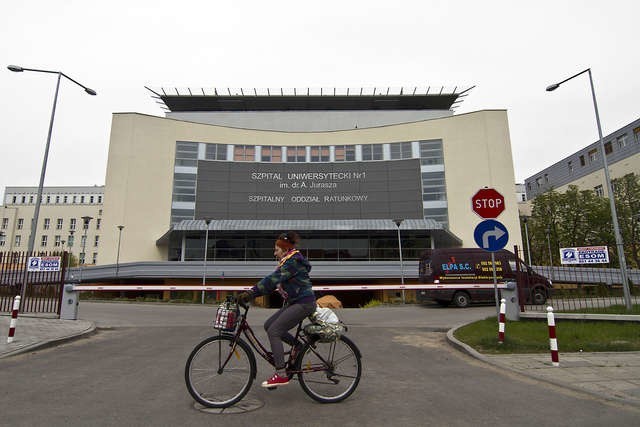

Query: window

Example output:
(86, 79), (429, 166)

(420, 140), (444, 165)
(94, 236), (100, 247)
(70, 218), (77, 230)
(96, 219), (101, 230)
(261, 146), (282, 162)
(579, 155), (586, 166)
(55, 195), (60, 204)
(0, 234), (5, 247)
(390, 142), (413, 159)
(617, 134), (628, 149)
(64, 195), (68, 203)
(12, 196), (16, 203)
(568, 161), (573, 173)
(80, 196), (85, 203)
(90, 196), (94, 203)
(92, 252), (98, 264)
(81, 235), (87, 247)
(634, 127), (640, 143)
(44, 218), (51, 230)
(205, 143), (228, 160)
(175, 141), (199, 166)
(68, 234), (75, 247)
(17, 218), (24, 230)
(172, 172), (197, 202)
(286, 146), (306, 162)
(1, 218), (7, 229)
(361, 144), (383, 160)
(594, 185), (604, 197)
(41, 235), (48, 247)
(46, 195), (50, 203)
(97, 195), (103, 204)
(544, 174), (549, 183)
(29, 195), (34, 203)
(54, 235), (61, 247)
(79, 252), (86, 265)
(56, 218), (63, 230)
(233, 145), (255, 161)
(14, 235), (21, 247)
(604, 141), (613, 155)
(588, 149), (598, 163)
(421, 171), (447, 201)
(310, 146), (330, 162)
(98, 209), (103, 216)
(73, 196), (77, 203)
(535, 177), (542, 188)
(334, 145), (356, 161)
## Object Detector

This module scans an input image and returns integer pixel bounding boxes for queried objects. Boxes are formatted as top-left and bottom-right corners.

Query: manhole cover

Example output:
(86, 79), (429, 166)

(194, 398), (264, 414)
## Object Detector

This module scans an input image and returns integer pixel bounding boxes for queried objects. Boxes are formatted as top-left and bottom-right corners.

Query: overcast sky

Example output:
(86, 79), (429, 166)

(1, 0), (638, 202)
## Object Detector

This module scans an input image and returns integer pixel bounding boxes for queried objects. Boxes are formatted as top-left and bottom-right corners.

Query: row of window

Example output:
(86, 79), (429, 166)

(0, 234), (99, 249)
(529, 130), (640, 191)
(0, 217), (101, 231)
(8, 194), (103, 205)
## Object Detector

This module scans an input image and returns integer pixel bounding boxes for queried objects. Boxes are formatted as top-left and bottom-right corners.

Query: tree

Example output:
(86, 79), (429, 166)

(613, 173), (640, 268)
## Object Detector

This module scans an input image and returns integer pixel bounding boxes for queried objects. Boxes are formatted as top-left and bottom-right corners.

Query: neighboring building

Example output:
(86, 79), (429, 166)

(515, 183), (526, 203)
(525, 118), (640, 200)
(1, 186), (104, 264)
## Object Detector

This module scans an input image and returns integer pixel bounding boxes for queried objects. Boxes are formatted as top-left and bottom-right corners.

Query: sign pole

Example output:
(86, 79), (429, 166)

(492, 252), (499, 317)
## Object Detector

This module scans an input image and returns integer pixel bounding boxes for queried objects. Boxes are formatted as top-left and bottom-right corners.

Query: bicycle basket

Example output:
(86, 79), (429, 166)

(303, 321), (346, 343)
(213, 302), (239, 331)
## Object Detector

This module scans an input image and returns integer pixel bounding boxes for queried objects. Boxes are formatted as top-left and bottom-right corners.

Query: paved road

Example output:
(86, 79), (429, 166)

(0, 302), (638, 426)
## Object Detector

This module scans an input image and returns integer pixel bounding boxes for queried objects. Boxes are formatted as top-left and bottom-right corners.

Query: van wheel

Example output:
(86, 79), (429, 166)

(532, 288), (547, 305)
(453, 292), (471, 308)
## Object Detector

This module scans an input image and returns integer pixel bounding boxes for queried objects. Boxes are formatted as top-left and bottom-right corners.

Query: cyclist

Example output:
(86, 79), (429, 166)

(238, 231), (316, 387)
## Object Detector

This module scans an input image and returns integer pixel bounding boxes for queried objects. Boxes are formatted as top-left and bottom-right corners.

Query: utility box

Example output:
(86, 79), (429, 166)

(502, 281), (520, 321)
(60, 284), (79, 320)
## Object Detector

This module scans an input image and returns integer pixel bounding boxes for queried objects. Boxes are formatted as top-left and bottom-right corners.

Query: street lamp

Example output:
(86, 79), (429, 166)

(116, 225), (124, 279)
(202, 219), (212, 304)
(547, 68), (632, 310)
(521, 217), (533, 266)
(66, 229), (75, 280)
(8, 65), (96, 298)
(393, 219), (405, 304)
(80, 216), (93, 282)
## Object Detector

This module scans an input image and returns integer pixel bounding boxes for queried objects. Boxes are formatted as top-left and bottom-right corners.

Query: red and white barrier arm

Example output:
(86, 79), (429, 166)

(7, 295), (21, 344)
(547, 306), (559, 367)
(71, 283), (509, 292)
(498, 298), (506, 344)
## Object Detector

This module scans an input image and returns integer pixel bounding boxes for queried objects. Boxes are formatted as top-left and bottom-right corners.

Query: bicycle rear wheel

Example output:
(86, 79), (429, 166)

(296, 335), (362, 403)
(185, 335), (256, 408)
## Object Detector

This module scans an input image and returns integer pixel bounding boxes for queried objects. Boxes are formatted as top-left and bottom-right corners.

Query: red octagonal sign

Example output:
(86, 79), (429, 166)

(472, 188), (505, 219)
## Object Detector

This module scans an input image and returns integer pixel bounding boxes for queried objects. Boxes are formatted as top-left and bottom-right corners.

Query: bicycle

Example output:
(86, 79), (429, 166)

(185, 296), (362, 408)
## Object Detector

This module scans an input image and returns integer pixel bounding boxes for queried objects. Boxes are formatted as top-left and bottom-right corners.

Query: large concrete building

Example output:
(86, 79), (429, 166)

(2, 87), (524, 304)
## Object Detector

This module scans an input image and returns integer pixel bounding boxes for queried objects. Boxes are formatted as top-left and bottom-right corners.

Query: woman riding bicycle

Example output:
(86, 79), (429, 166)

(238, 231), (316, 388)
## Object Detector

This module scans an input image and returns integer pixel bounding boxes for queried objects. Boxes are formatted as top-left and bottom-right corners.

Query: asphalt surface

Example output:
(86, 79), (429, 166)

(1, 302), (639, 421)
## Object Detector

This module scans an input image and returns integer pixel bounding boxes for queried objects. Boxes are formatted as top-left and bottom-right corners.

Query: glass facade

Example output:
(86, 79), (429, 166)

(168, 230), (431, 262)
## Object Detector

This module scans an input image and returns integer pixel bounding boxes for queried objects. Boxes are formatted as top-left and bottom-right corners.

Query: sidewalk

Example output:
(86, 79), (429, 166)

(0, 314), (95, 359)
(447, 327), (640, 408)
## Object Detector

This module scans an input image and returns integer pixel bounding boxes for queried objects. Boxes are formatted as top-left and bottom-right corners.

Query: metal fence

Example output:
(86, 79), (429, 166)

(0, 251), (66, 314)
(522, 263), (640, 313)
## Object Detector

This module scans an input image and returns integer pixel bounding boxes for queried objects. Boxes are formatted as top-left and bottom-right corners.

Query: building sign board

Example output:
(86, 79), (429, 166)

(560, 246), (610, 264)
(195, 159), (423, 220)
(27, 256), (62, 272)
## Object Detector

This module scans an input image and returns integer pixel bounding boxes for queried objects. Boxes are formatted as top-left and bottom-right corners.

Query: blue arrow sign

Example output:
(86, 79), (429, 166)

(474, 219), (509, 252)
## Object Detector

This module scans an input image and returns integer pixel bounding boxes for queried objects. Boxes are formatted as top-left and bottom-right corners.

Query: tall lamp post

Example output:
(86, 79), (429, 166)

(202, 219), (212, 304)
(80, 216), (93, 282)
(547, 68), (632, 310)
(116, 225), (125, 279)
(8, 65), (96, 300)
(522, 217), (533, 266)
(67, 229), (75, 281)
(393, 219), (405, 304)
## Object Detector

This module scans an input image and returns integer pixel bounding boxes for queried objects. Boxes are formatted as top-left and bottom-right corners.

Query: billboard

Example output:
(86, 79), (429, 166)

(195, 159), (423, 220)
(560, 246), (610, 264)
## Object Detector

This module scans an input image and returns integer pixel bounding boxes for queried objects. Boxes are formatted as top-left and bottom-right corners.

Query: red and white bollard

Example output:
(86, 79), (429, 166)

(498, 298), (506, 344)
(547, 306), (559, 366)
(7, 295), (21, 344)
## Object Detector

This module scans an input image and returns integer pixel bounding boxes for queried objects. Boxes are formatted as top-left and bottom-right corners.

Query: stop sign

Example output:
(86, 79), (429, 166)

(472, 188), (505, 218)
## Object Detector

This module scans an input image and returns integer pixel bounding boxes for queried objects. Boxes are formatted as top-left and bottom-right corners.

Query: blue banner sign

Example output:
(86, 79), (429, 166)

(27, 256), (62, 272)
(560, 246), (609, 264)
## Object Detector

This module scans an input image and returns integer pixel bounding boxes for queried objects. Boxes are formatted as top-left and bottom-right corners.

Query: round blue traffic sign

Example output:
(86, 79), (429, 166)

(474, 219), (509, 252)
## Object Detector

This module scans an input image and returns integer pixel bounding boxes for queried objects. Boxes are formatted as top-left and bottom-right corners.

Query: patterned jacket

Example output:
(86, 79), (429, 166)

(251, 249), (315, 304)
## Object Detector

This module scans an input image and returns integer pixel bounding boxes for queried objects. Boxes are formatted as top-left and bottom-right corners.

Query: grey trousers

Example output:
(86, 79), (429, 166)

(264, 302), (316, 369)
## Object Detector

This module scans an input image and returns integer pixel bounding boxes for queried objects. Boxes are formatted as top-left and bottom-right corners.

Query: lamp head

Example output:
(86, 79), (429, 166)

(85, 87), (97, 96)
(393, 219), (404, 227)
(546, 83), (560, 92)
(7, 65), (24, 72)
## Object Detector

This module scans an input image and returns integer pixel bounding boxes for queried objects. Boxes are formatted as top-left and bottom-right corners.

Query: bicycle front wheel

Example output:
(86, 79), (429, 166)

(296, 335), (362, 403)
(185, 335), (256, 408)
